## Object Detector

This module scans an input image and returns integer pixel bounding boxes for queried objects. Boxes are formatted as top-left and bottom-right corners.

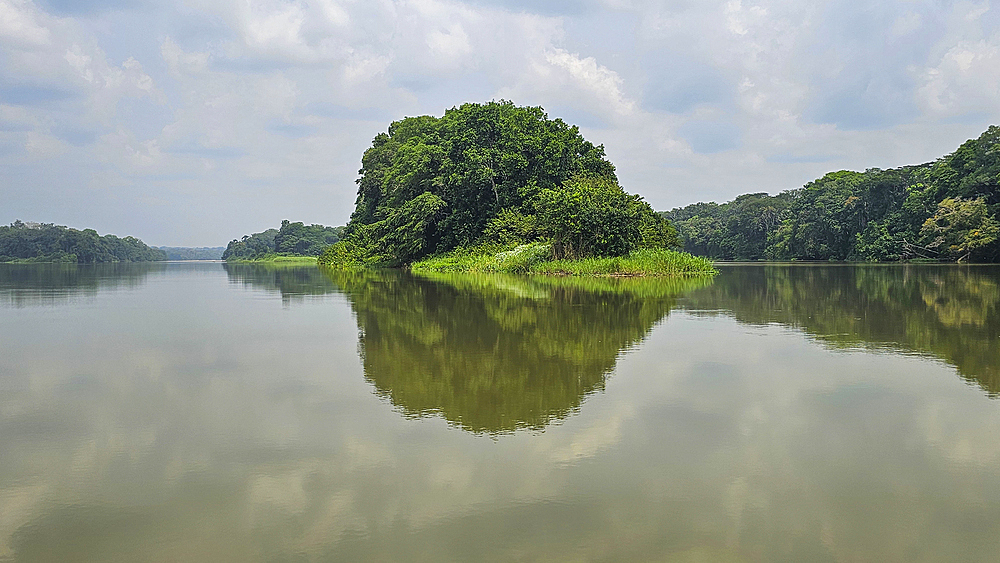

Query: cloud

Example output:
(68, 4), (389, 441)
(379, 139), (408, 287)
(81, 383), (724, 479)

(0, 0), (52, 46)
(642, 57), (733, 114)
(544, 48), (635, 116)
(678, 119), (741, 153)
(1, 0), (999, 245)
(919, 36), (1000, 117)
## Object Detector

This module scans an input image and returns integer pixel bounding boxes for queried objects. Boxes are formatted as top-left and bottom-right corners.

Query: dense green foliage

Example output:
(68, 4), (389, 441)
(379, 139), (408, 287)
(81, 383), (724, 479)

(158, 247), (225, 260)
(526, 248), (716, 276)
(223, 220), (343, 261)
(533, 175), (678, 259)
(322, 268), (709, 433)
(0, 221), (166, 263)
(222, 228), (279, 260)
(683, 264), (1000, 396)
(322, 101), (680, 270)
(665, 126), (1000, 262)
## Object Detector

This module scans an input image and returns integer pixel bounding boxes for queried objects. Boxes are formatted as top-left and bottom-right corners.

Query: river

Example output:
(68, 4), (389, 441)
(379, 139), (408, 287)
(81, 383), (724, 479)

(1, 262), (998, 561)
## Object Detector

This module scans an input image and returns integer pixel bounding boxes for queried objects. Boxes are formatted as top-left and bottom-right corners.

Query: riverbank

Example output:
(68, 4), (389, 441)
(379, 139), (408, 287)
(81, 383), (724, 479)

(1, 256), (165, 264)
(226, 254), (318, 264)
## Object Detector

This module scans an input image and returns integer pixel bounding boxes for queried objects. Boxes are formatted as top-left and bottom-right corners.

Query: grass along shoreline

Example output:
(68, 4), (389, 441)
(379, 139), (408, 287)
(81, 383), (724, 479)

(226, 254), (318, 264)
(409, 244), (717, 276)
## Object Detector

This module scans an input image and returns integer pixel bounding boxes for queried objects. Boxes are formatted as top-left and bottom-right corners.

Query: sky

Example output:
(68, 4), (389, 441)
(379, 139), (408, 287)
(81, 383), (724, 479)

(1, 0), (999, 246)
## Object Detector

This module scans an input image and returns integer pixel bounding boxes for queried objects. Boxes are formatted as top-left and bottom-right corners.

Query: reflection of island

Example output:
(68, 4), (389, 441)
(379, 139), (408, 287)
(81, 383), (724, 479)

(0, 262), (165, 307)
(223, 263), (339, 302)
(683, 265), (1000, 396)
(324, 270), (711, 434)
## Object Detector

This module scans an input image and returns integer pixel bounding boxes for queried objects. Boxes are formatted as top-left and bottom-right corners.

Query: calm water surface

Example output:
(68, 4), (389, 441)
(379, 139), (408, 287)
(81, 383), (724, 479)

(1, 262), (999, 562)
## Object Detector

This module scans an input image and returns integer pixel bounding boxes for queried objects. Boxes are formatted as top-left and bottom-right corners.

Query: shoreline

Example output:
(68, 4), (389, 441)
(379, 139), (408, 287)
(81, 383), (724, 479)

(225, 255), (318, 264)
(385, 247), (718, 277)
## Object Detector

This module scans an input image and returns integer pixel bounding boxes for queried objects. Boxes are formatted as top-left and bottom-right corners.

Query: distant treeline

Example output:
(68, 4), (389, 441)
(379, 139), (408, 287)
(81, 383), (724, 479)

(664, 126), (1000, 262)
(0, 221), (166, 263)
(222, 220), (344, 260)
(158, 247), (225, 260)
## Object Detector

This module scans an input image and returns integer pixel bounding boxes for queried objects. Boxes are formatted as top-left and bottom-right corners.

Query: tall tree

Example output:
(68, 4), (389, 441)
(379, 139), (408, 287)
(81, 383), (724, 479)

(341, 101), (622, 266)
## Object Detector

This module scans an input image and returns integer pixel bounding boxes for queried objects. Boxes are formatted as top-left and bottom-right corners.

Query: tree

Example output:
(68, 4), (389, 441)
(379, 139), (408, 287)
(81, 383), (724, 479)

(0, 221), (165, 263)
(339, 101), (622, 265)
(534, 175), (675, 259)
(667, 125), (1000, 262)
(920, 198), (1000, 262)
(222, 221), (343, 260)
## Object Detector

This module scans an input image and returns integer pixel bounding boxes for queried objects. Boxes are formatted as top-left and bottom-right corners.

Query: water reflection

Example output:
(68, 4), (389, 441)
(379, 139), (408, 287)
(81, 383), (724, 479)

(0, 263), (165, 307)
(224, 262), (339, 303)
(324, 270), (712, 433)
(683, 264), (1000, 396)
(2, 263), (1000, 561)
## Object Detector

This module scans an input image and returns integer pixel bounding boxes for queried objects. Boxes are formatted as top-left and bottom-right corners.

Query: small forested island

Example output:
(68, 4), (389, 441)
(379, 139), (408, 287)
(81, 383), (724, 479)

(665, 125), (1000, 262)
(158, 247), (225, 260)
(319, 101), (715, 276)
(222, 220), (344, 262)
(0, 221), (166, 263)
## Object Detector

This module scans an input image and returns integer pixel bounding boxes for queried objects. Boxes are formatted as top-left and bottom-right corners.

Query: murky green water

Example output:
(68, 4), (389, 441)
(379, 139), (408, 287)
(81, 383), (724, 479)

(1, 262), (999, 562)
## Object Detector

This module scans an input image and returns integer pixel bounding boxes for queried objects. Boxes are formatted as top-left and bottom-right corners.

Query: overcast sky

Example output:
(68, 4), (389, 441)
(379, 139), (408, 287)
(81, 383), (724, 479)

(2, 0), (999, 245)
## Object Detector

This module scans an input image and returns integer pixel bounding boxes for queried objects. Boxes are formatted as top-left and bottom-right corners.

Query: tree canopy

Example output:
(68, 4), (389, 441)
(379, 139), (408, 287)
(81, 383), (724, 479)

(223, 220), (344, 260)
(326, 101), (676, 267)
(0, 221), (166, 263)
(665, 125), (1000, 262)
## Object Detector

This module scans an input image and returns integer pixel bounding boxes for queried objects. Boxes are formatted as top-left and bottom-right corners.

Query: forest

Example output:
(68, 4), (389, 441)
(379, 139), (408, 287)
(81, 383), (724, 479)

(158, 247), (225, 260)
(321, 101), (690, 274)
(0, 221), (166, 263)
(222, 220), (344, 260)
(664, 125), (1000, 262)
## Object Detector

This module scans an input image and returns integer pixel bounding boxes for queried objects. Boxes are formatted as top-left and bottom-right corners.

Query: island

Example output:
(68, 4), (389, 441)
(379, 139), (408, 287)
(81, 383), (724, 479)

(157, 247), (225, 260)
(319, 101), (716, 276)
(222, 220), (344, 263)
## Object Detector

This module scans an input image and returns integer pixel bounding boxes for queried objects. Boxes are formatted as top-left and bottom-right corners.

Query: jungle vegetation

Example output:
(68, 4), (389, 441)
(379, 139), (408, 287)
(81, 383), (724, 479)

(158, 247), (225, 260)
(0, 221), (166, 263)
(664, 125), (1000, 262)
(319, 101), (710, 275)
(223, 220), (344, 261)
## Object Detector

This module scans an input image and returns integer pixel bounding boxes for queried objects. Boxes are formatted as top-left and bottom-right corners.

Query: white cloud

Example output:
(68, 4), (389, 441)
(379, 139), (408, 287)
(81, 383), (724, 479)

(98, 128), (164, 169)
(427, 22), (472, 62)
(891, 11), (923, 37)
(161, 37), (209, 77)
(918, 36), (1000, 115)
(544, 48), (635, 116)
(0, 0), (50, 47)
(1, 0), (999, 244)
(23, 129), (68, 157)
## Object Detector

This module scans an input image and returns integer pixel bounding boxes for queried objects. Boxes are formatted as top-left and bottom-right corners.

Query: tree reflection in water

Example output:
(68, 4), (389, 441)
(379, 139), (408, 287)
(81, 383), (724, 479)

(683, 264), (1000, 397)
(324, 269), (712, 434)
(223, 262), (339, 304)
(0, 262), (165, 307)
